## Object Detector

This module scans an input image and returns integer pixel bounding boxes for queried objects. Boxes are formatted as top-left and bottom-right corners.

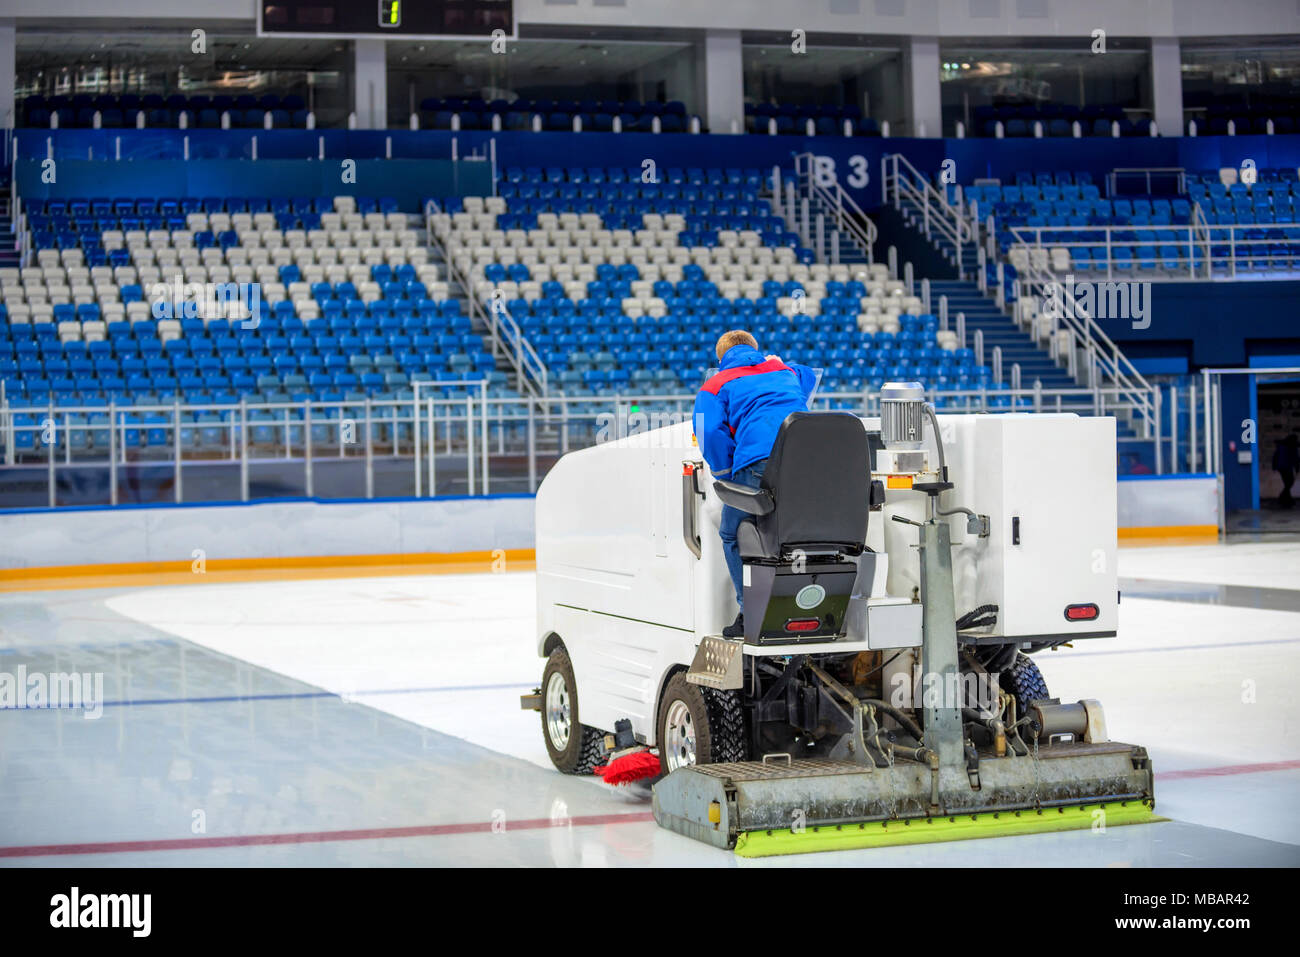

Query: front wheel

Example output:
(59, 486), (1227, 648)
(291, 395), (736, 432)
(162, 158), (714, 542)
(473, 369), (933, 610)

(541, 647), (605, 774)
(657, 673), (749, 774)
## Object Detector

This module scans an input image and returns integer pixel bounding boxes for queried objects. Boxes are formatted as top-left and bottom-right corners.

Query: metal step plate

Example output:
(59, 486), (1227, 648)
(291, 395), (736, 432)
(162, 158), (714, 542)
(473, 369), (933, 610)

(685, 635), (743, 690)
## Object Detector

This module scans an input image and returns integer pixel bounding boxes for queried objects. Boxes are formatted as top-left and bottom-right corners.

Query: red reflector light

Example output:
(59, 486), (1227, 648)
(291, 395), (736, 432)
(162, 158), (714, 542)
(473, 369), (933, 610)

(1064, 603), (1099, 621)
(785, 618), (821, 632)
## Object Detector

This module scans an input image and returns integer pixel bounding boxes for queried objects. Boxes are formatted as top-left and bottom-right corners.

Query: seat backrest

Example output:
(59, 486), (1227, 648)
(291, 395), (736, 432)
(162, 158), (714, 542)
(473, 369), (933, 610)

(758, 411), (869, 550)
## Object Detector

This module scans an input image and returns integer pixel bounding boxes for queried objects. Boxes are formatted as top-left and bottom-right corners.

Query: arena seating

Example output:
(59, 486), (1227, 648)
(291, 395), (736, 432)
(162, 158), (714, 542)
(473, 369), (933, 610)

(971, 103), (1150, 138)
(418, 97), (695, 133)
(1, 161), (1077, 465)
(430, 166), (990, 407)
(20, 93), (312, 129)
(744, 103), (880, 136)
(967, 168), (1300, 274)
(0, 195), (520, 437)
(1183, 94), (1300, 135)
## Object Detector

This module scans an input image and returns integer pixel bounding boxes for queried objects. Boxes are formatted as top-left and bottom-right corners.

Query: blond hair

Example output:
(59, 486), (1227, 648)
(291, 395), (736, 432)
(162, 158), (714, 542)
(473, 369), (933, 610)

(715, 330), (758, 361)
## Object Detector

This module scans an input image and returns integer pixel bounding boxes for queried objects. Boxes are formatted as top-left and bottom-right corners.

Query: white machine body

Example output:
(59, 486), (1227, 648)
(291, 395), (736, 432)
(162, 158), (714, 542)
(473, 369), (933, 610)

(534, 413), (1117, 745)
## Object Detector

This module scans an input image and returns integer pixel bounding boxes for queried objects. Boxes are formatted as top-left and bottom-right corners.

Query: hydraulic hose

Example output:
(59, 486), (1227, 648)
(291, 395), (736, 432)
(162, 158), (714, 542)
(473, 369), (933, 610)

(861, 699), (925, 743)
(925, 403), (986, 535)
(957, 604), (999, 630)
(923, 402), (947, 482)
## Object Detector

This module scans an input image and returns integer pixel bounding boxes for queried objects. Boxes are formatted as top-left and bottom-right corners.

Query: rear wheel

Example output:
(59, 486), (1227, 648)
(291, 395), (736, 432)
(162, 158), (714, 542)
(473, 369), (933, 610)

(657, 673), (750, 773)
(541, 647), (604, 774)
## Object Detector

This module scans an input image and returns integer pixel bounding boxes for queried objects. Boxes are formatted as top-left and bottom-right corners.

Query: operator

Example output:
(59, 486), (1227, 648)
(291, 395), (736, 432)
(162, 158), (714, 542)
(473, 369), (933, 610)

(693, 330), (819, 638)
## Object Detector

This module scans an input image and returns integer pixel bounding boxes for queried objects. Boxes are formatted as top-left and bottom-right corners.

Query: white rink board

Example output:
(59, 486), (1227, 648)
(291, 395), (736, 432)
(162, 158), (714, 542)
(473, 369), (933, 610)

(0, 495), (536, 570)
(1118, 475), (1220, 529)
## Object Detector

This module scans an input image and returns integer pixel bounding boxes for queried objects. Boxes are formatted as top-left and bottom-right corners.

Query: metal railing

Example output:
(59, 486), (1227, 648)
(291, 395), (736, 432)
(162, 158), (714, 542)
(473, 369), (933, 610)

(424, 201), (549, 398)
(3, 129), (20, 266)
(2, 388), (503, 507)
(1009, 256), (1160, 440)
(790, 153), (877, 264)
(0, 385), (1174, 509)
(881, 152), (978, 277)
(1106, 167), (1187, 197)
(1006, 217), (1300, 280)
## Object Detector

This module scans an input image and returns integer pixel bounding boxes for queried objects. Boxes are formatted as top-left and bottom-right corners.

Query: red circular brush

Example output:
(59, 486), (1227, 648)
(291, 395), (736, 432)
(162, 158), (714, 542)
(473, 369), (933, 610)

(592, 749), (661, 785)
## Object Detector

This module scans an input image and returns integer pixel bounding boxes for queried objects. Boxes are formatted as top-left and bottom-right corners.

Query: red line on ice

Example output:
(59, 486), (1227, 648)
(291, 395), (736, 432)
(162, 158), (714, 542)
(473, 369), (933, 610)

(1154, 758), (1300, 781)
(6, 759), (1297, 859)
(0, 811), (656, 859)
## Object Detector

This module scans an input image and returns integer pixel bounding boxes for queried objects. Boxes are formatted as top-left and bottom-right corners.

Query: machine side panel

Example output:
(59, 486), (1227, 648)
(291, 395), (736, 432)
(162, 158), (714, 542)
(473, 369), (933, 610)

(535, 422), (701, 739)
(975, 415), (1119, 638)
(555, 604), (697, 743)
(535, 424), (697, 643)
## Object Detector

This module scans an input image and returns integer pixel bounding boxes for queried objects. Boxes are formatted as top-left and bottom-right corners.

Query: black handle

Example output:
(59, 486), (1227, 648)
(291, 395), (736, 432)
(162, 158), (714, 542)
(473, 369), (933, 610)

(1011, 516), (1021, 546)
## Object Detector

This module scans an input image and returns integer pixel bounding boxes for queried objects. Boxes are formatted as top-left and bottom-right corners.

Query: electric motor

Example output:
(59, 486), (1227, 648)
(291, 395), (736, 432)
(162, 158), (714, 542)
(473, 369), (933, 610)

(880, 381), (927, 450)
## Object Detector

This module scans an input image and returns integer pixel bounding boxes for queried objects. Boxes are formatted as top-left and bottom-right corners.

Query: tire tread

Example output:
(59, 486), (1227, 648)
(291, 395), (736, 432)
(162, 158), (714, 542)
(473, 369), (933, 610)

(1002, 652), (1050, 717)
(703, 687), (750, 764)
(542, 646), (607, 775)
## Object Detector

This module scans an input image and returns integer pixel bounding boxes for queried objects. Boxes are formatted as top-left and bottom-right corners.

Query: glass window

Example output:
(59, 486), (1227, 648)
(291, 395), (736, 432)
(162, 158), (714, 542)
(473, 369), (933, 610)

(16, 34), (353, 128)
(743, 38), (903, 135)
(1182, 40), (1300, 132)
(387, 38), (697, 129)
(940, 39), (1150, 137)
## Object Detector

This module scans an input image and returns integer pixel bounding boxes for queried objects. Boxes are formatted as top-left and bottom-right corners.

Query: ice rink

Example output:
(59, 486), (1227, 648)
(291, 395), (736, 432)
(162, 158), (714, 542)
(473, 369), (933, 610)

(2, 541), (1298, 867)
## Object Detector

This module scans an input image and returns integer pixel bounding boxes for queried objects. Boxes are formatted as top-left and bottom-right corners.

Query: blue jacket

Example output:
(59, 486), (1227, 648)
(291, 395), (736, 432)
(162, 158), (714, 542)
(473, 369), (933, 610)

(693, 345), (818, 477)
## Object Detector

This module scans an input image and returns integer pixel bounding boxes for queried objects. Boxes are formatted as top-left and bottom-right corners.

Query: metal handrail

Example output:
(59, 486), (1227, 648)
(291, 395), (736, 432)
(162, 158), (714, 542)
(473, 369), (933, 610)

(1189, 201), (1213, 277)
(1106, 167), (1187, 197)
(1011, 256), (1159, 437)
(792, 152), (878, 263)
(484, 297), (550, 397)
(1, 385), (1177, 452)
(1004, 218), (1300, 281)
(882, 152), (977, 276)
(425, 201), (548, 397)
(4, 131), (22, 267)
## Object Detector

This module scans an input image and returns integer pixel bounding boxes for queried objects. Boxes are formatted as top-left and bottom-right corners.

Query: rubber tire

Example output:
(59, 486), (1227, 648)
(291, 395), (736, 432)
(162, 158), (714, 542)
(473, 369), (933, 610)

(541, 647), (605, 774)
(1000, 652), (1050, 719)
(657, 673), (750, 774)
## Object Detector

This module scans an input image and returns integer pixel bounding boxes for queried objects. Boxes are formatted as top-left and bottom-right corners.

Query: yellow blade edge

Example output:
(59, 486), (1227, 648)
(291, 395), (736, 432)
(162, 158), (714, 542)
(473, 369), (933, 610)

(734, 800), (1164, 858)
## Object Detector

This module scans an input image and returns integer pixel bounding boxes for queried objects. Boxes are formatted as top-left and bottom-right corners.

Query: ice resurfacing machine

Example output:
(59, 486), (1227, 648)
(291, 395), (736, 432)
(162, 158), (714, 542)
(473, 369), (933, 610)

(525, 385), (1156, 855)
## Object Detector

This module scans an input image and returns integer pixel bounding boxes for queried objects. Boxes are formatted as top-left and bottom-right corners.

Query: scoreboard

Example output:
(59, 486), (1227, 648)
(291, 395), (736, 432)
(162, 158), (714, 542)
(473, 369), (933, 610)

(259, 1), (514, 38)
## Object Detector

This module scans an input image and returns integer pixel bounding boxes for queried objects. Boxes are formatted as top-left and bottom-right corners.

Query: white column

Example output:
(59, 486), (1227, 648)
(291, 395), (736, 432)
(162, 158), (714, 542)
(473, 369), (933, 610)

(353, 38), (388, 130)
(905, 36), (942, 138)
(0, 20), (15, 132)
(701, 29), (743, 134)
(1150, 37), (1183, 136)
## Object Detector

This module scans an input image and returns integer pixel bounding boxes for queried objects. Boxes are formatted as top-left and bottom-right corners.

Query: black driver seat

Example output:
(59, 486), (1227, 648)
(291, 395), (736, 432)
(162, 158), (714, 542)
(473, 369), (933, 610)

(713, 412), (871, 643)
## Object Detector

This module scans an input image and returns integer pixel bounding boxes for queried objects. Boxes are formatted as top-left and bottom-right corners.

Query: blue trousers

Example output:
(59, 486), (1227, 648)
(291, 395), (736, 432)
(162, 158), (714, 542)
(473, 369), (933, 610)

(718, 458), (768, 609)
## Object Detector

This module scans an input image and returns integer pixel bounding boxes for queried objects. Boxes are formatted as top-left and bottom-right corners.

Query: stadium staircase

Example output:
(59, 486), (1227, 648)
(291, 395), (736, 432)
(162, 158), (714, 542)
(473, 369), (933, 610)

(856, 155), (1157, 439)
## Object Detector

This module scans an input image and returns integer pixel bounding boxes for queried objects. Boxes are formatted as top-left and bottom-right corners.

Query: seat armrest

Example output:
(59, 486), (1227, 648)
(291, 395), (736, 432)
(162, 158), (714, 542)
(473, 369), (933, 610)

(713, 480), (774, 516)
